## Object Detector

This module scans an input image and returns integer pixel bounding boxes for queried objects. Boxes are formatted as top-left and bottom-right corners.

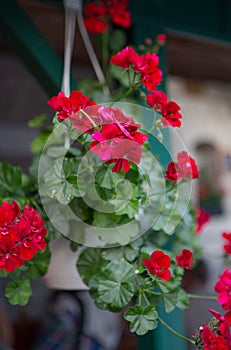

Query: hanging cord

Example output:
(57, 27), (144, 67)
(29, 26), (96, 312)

(77, 6), (110, 96)
(62, 0), (78, 149)
(74, 0), (110, 96)
(62, 0), (76, 96)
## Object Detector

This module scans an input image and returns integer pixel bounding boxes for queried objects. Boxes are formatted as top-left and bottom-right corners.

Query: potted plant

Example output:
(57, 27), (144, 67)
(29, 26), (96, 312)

(1, 1), (231, 349)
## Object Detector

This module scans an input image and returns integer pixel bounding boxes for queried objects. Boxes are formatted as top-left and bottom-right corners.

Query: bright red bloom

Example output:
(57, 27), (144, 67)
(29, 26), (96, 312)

(84, 18), (107, 34)
(165, 151), (199, 182)
(0, 201), (47, 273)
(84, 2), (108, 33)
(110, 46), (139, 69)
(156, 33), (166, 45)
(223, 232), (231, 255)
(165, 161), (179, 182)
(110, 48), (162, 92)
(201, 324), (230, 350)
(209, 309), (231, 327)
(109, 0), (131, 28)
(215, 268), (231, 311)
(83, 0), (131, 34)
(47, 90), (96, 122)
(176, 249), (195, 270)
(177, 151), (200, 179)
(85, 3), (107, 17)
(137, 52), (162, 91)
(90, 117), (148, 173)
(141, 71), (162, 92)
(142, 250), (171, 281)
(146, 91), (168, 111)
(195, 207), (210, 233)
(161, 101), (182, 128)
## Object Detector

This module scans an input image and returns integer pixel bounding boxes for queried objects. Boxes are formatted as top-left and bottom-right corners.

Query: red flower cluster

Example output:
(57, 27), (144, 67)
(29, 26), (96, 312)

(84, 0), (131, 34)
(200, 323), (231, 350)
(222, 232), (231, 255)
(110, 46), (162, 91)
(88, 106), (148, 172)
(176, 249), (194, 270)
(165, 151), (200, 182)
(195, 207), (210, 233)
(196, 310), (231, 350)
(142, 250), (171, 281)
(215, 268), (231, 311)
(147, 91), (182, 128)
(0, 201), (47, 273)
(47, 90), (96, 122)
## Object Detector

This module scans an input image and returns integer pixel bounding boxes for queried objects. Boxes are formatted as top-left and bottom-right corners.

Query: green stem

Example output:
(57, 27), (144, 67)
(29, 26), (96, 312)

(149, 183), (177, 197)
(112, 87), (135, 103)
(143, 292), (150, 306)
(158, 316), (195, 345)
(79, 108), (99, 129)
(188, 293), (217, 301)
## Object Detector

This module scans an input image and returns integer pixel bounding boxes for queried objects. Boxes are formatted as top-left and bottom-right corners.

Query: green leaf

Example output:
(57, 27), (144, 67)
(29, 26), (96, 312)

(109, 29), (127, 51)
(124, 305), (158, 335)
(162, 289), (189, 313)
(26, 247), (51, 279)
(0, 161), (22, 195)
(176, 289), (189, 310)
(110, 65), (130, 88)
(102, 238), (143, 262)
(0, 270), (8, 278)
(77, 248), (107, 285)
(43, 158), (82, 204)
(156, 279), (171, 294)
(162, 292), (178, 313)
(96, 261), (135, 309)
(28, 114), (47, 128)
(5, 276), (32, 306)
(31, 132), (50, 154)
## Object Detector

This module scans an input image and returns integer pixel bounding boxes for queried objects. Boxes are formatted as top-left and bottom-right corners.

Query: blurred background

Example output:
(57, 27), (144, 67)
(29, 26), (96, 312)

(0, 0), (231, 349)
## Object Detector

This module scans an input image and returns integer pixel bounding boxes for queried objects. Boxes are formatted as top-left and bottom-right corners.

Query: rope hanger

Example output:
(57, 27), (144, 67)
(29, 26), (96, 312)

(62, 0), (110, 96)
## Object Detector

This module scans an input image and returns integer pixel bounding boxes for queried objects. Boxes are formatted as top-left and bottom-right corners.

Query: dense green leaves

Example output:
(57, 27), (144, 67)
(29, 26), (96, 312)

(0, 161), (23, 196)
(77, 248), (107, 285)
(124, 306), (158, 335)
(90, 261), (135, 310)
(5, 276), (32, 306)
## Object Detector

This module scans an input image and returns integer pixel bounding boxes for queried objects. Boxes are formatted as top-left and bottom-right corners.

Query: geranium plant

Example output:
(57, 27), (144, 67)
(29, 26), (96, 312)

(1, 1), (231, 348)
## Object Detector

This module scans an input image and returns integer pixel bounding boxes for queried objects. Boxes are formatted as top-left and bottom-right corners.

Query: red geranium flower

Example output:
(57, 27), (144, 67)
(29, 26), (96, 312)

(209, 309), (231, 327)
(146, 91), (168, 111)
(161, 101), (182, 128)
(0, 201), (47, 273)
(176, 249), (195, 270)
(47, 90), (96, 122)
(156, 33), (166, 45)
(84, 17), (107, 34)
(90, 120), (148, 173)
(83, 0), (131, 34)
(200, 324), (230, 350)
(195, 207), (210, 233)
(110, 48), (162, 92)
(223, 232), (231, 255)
(165, 161), (179, 182)
(142, 250), (171, 281)
(215, 268), (231, 311)
(110, 46), (139, 69)
(177, 151), (200, 179)
(165, 151), (199, 182)
(109, 0), (131, 28)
